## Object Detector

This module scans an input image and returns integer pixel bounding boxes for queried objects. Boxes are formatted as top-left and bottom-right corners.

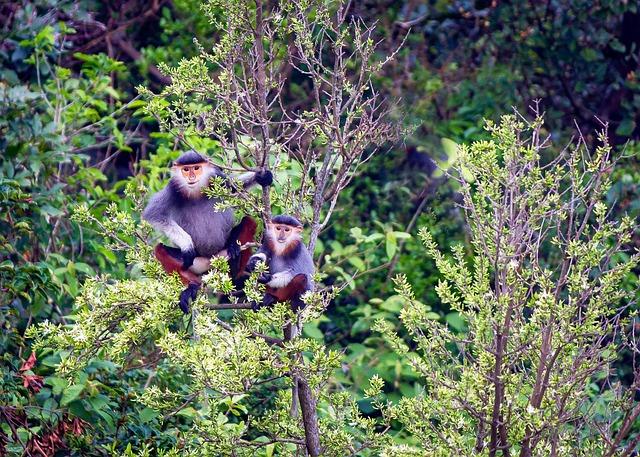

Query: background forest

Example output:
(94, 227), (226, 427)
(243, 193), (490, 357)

(1, 1), (640, 456)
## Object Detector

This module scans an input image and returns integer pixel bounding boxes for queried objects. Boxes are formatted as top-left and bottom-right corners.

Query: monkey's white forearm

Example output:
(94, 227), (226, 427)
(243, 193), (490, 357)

(237, 172), (254, 183)
(155, 220), (194, 252)
(229, 170), (271, 190)
(237, 172), (258, 189)
(267, 271), (294, 288)
(251, 252), (268, 263)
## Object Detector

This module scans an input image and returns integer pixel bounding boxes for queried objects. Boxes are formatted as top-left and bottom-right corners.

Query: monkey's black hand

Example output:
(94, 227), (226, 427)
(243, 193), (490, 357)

(181, 248), (197, 269)
(226, 240), (241, 260)
(255, 170), (273, 187)
(246, 256), (260, 272)
(178, 283), (200, 314)
(257, 272), (272, 284)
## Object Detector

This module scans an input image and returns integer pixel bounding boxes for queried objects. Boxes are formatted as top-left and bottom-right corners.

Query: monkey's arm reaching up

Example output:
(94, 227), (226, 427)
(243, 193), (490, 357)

(215, 168), (273, 193)
(142, 189), (197, 268)
(234, 170), (273, 189)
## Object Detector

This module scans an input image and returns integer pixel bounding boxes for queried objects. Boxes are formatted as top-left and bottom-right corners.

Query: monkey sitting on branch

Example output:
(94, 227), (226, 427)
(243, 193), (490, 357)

(246, 215), (315, 312)
(142, 150), (272, 313)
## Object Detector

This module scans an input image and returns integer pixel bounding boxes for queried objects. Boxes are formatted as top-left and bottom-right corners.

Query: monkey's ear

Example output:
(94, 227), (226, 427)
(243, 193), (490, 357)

(293, 226), (303, 233)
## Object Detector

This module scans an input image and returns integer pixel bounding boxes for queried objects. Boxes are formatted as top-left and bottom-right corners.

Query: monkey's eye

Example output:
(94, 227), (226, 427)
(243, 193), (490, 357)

(285, 227), (291, 232)
(194, 166), (200, 171)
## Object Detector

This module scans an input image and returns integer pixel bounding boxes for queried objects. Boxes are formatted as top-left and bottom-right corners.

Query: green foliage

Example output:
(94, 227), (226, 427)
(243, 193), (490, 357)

(3, 0), (640, 455)
(28, 205), (391, 454)
(0, 21), (133, 317)
(20, 1), (406, 454)
(0, 12), (152, 454)
(376, 116), (640, 455)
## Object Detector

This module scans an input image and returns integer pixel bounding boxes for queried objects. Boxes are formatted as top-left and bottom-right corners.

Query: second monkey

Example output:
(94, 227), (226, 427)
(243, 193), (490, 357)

(247, 215), (315, 311)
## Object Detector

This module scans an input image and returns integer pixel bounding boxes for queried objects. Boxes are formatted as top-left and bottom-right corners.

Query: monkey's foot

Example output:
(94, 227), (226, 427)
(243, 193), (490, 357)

(179, 283), (201, 314)
(255, 169), (273, 187)
(262, 294), (277, 308)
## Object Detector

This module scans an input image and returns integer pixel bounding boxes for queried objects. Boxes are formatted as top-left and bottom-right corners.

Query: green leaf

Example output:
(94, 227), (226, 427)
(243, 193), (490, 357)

(610, 38), (626, 53)
(440, 137), (459, 169)
(350, 227), (363, 241)
(347, 257), (365, 271)
(177, 407), (198, 418)
(616, 118), (635, 137)
(380, 295), (404, 312)
(329, 240), (343, 255)
(303, 322), (324, 339)
(445, 312), (466, 332)
(41, 204), (64, 217)
(74, 262), (96, 276)
(97, 246), (118, 263)
(266, 443), (276, 457)
(139, 407), (159, 424)
(96, 409), (116, 429)
(86, 395), (109, 412)
(333, 265), (356, 290)
(364, 233), (384, 243)
(60, 384), (85, 406)
(45, 376), (68, 395)
(581, 48), (599, 62)
(460, 164), (475, 182)
(386, 231), (397, 260)
(351, 318), (371, 335)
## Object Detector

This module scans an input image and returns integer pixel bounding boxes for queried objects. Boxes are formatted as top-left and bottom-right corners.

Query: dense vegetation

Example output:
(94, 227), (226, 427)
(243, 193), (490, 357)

(1, 1), (639, 456)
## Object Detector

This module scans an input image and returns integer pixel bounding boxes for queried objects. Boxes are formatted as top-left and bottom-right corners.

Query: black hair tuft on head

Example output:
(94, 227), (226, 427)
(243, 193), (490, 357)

(271, 215), (303, 228)
(174, 150), (207, 166)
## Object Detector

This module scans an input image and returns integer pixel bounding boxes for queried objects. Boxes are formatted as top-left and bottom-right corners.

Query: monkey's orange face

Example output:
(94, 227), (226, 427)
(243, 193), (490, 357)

(175, 162), (206, 186)
(269, 223), (302, 244)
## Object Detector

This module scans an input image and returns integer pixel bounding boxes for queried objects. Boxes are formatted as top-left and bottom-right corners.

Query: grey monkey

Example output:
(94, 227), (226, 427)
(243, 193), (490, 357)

(246, 215), (314, 311)
(143, 150), (272, 312)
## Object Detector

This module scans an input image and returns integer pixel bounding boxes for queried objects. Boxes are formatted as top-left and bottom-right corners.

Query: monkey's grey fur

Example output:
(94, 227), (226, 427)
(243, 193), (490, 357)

(143, 185), (234, 258)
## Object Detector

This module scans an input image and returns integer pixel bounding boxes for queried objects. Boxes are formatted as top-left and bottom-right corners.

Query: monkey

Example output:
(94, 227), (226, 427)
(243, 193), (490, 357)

(246, 215), (315, 312)
(142, 150), (272, 313)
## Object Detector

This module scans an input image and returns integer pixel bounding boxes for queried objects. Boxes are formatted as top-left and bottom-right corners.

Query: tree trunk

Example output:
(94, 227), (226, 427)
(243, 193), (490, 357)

(297, 375), (321, 456)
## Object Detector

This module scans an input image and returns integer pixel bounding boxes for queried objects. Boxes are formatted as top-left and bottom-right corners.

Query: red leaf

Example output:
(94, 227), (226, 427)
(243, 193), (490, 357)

(19, 352), (37, 372)
(70, 417), (88, 435)
(22, 374), (44, 394)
